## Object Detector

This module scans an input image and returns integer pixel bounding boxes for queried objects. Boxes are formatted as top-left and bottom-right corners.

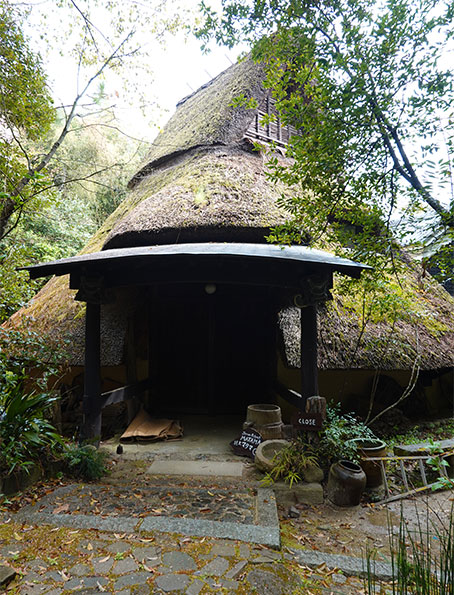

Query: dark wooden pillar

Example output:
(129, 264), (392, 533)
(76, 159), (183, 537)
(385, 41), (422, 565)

(81, 301), (102, 445)
(300, 304), (319, 410)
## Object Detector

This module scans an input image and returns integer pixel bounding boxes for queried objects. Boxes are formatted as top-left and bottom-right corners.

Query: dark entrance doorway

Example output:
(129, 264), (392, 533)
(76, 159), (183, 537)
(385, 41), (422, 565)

(150, 284), (277, 415)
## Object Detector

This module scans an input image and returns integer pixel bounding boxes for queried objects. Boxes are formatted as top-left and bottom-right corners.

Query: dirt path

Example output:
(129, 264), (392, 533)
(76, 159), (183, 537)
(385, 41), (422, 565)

(279, 489), (454, 561)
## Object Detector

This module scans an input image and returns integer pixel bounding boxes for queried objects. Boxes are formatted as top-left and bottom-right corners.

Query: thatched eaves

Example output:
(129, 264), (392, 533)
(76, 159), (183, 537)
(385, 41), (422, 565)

(280, 264), (454, 371)
(105, 146), (289, 249)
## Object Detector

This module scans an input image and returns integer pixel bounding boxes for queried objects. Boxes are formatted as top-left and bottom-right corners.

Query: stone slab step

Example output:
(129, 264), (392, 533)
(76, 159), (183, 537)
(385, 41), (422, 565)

(147, 460), (244, 477)
(394, 438), (454, 456)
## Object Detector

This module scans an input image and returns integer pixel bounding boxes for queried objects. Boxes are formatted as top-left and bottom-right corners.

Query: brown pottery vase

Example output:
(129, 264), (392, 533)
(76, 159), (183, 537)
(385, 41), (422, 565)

(355, 439), (387, 488)
(327, 460), (366, 507)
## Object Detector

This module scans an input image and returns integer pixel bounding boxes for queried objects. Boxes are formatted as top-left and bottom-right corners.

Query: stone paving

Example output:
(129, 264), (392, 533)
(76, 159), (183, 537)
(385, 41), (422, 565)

(0, 456), (390, 593)
(28, 483), (255, 524)
(0, 522), (335, 594)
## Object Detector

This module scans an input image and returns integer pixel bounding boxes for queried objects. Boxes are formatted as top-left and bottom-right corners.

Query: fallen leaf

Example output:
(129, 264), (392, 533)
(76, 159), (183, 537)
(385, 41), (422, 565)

(87, 543), (93, 551)
(114, 533), (126, 539)
(139, 538), (155, 543)
(58, 570), (70, 581)
(52, 503), (70, 514)
(97, 581), (106, 592)
(143, 564), (157, 573)
(13, 532), (22, 541)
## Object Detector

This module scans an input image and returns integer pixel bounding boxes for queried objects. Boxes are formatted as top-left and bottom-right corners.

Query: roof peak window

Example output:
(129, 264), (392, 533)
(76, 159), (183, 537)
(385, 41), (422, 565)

(245, 94), (299, 147)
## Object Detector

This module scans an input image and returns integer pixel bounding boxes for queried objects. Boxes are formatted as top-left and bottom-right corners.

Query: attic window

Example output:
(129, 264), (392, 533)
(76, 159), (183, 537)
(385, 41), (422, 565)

(245, 94), (299, 147)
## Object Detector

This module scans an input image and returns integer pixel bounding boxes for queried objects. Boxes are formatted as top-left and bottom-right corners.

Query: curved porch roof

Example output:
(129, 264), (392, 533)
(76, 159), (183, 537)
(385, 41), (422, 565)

(23, 242), (371, 282)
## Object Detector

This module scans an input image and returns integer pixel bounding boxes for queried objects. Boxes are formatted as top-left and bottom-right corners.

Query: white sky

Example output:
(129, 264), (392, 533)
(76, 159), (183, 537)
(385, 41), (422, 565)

(20, 0), (245, 141)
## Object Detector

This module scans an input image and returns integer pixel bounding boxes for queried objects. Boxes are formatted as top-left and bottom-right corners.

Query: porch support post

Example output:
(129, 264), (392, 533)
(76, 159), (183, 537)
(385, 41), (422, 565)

(81, 301), (102, 445)
(300, 304), (318, 410)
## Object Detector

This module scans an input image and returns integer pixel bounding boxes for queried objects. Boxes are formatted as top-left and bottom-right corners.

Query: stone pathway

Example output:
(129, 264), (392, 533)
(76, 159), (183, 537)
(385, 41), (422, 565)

(0, 457), (393, 593)
(0, 518), (368, 594)
(27, 483), (255, 524)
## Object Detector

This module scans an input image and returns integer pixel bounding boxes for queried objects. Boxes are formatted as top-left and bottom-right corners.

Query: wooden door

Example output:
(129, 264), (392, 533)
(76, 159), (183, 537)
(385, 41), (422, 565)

(150, 286), (276, 415)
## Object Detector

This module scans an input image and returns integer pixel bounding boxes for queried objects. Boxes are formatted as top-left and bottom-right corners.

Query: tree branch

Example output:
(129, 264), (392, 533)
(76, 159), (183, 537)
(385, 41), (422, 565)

(0, 30), (136, 240)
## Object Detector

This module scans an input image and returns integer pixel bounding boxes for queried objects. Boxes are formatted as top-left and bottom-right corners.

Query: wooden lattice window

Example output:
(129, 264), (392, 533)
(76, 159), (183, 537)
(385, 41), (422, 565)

(245, 94), (299, 147)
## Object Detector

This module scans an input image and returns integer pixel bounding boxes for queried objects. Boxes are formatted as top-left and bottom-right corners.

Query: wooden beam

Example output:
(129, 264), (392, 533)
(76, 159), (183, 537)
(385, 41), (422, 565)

(100, 378), (152, 408)
(274, 381), (304, 408)
(301, 304), (319, 409)
(81, 302), (102, 445)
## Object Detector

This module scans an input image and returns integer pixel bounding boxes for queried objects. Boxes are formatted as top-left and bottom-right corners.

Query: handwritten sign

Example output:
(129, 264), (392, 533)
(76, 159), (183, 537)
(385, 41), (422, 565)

(292, 412), (324, 431)
(230, 428), (263, 459)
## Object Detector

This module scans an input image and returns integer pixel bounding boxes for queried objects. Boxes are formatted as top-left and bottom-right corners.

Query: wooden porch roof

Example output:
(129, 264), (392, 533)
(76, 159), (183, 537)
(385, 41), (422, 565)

(23, 242), (371, 282)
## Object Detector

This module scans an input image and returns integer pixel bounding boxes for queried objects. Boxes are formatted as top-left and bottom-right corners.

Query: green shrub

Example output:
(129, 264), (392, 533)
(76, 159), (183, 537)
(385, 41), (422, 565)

(0, 372), (62, 475)
(317, 404), (378, 469)
(0, 325), (68, 476)
(62, 443), (109, 481)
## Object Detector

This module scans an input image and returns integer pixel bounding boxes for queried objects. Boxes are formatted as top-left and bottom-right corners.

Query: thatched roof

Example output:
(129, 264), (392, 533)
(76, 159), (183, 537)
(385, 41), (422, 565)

(4, 56), (454, 372)
(281, 279), (454, 371)
(105, 147), (290, 248)
(129, 57), (266, 187)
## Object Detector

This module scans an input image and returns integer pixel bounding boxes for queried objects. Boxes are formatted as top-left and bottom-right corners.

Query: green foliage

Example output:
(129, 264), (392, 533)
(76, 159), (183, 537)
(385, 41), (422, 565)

(0, 112), (145, 322)
(0, 0), (55, 238)
(317, 404), (378, 469)
(0, 377), (62, 475)
(0, 0), (53, 138)
(261, 438), (319, 487)
(61, 444), (108, 481)
(197, 0), (454, 276)
(425, 440), (454, 492)
(0, 325), (68, 475)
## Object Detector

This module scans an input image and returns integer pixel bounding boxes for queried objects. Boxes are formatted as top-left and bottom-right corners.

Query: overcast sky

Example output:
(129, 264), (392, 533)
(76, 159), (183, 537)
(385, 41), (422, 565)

(21, 0), (244, 140)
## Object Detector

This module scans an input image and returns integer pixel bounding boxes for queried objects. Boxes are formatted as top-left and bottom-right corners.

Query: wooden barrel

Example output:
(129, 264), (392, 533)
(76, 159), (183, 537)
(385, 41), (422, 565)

(244, 404), (283, 440)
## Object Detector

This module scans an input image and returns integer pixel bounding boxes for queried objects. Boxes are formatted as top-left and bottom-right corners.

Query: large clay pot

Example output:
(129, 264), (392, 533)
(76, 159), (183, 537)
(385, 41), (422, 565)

(327, 460), (366, 507)
(244, 404), (283, 440)
(355, 439), (387, 488)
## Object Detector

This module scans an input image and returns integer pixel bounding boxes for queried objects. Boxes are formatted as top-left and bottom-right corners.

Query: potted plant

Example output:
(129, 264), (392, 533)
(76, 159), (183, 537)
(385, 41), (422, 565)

(317, 405), (380, 472)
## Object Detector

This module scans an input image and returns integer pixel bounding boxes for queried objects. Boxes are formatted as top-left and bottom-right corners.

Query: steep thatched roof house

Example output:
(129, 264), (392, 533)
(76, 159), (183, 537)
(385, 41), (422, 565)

(6, 57), (454, 438)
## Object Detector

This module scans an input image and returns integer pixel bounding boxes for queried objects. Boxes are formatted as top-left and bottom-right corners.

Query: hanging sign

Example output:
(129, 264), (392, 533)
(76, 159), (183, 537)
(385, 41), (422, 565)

(292, 412), (324, 431)
(230, 428), (263, 459)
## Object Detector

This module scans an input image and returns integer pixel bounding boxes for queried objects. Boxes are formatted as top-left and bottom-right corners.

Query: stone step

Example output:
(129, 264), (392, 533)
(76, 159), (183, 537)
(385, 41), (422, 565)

(147, 460), (245, 477)
(394, 438), (454, 456)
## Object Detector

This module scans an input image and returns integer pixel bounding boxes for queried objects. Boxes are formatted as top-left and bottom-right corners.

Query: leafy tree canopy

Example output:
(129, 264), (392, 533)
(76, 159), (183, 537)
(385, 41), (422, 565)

(196, 0), (454, 280)
(0, 1), (54, 139)
(0, 0), (55, 240)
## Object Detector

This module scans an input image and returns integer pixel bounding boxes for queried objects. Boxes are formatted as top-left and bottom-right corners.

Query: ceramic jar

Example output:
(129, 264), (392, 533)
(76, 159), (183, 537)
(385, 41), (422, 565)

(356, 439), (387, 488)
(327, 460), (366, 506)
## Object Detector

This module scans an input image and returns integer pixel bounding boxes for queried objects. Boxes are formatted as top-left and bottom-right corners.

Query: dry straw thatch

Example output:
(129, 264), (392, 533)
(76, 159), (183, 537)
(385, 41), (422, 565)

(5, 56), (454, 372)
